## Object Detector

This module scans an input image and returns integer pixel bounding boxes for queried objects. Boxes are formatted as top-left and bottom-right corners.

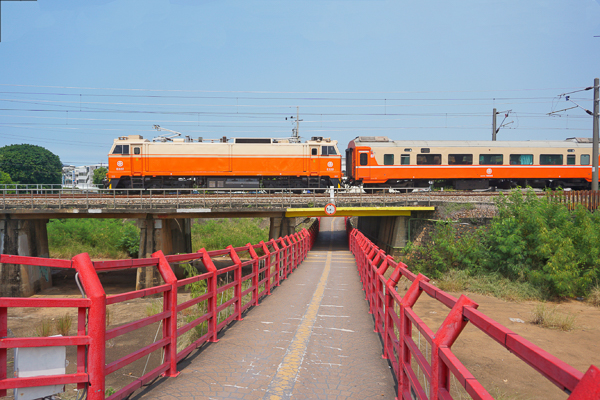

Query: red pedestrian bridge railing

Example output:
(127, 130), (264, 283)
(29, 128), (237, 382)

(347, 222), (600, 400)
(0, 218), (319, 400)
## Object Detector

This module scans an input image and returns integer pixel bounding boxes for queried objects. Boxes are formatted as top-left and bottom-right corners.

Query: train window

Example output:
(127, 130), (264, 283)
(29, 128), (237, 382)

(567, 149), (575, 153)
(567, 155), (576, 165)
(448, 154), (473, 165)
(312, 148), (317, 156)
(404, 148), (412, 152)
(421, 148), (431, 153)
(112, 145), (129, 155)
(479, 154), (503, 165)
(509, 154), (533, 165)
(401, 154), (410, 165)
(581, 154), (591, 165)
(134, 147), (141, 155)
(328, 146), (337, 155)
(322, 146), (328, 156)
(360, 153), (368, 166)
(417, 154), (441, 165)
(540, 154), (563, 165)
(384, 154), (394, 165)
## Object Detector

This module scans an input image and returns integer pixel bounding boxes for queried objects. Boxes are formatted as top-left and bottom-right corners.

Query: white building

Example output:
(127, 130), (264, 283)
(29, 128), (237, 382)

(62, 164), (105, 189)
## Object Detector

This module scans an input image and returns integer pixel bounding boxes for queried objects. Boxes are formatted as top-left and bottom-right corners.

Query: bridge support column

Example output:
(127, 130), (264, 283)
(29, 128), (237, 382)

(137, 216), (192, 290)
(0, 218), (52, 297)
(268, 217), (295, 239)
(357, 216), (408, 257)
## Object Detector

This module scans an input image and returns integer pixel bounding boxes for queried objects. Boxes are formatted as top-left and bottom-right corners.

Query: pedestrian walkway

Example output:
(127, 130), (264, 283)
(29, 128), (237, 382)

(132, 217), (396, 399)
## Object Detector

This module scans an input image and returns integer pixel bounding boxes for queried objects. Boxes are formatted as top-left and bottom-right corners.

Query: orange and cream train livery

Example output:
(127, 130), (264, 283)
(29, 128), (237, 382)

(106, 135), (342, 189)
(346, 136), (598, 190)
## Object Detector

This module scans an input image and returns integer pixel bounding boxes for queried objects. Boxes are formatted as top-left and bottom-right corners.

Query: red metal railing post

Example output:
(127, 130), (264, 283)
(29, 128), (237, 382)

(0, 306), (6, 397)
(279, 238), (289, 279)
(430, 294), (479, 400)
(568, 365), (600, 399)
(301, 229), (309, 260)
(395, 273), (429, 396)
(260, 241), (272, 295)
(247, 244), (260, 306)
(373, 253), (390, 333)
(152, 250), (180, 378)
(77, 306), (86, 391)
(198, 248), (219, 343)
(72, 253), (106, 400)
(290, 234), (297, 268)
(285, 236), (295, 271)
(227, 245), (244, 321)
(271, 240), (281, 286)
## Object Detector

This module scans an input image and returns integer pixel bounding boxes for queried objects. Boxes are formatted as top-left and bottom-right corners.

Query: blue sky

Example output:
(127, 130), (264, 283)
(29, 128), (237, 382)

(0, 0), (599, 166)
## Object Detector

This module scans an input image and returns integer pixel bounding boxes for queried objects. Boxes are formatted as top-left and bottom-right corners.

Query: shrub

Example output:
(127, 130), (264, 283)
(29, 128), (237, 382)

(402, 189), (600, 299)
(529, 304), (576, 331)
(36, 319), (53, 337)
(55, 313), (72, 336)
(48, 219), (140, 259)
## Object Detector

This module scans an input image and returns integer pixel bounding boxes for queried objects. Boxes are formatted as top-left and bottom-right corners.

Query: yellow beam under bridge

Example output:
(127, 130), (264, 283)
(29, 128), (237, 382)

(285, 206), (435, 218)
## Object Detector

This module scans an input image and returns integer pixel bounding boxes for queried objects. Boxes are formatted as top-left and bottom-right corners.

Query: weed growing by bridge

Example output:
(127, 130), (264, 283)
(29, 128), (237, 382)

(403, 189), (600, 300)
(47, 218), (140, 259)
(191, 218), (269, 250)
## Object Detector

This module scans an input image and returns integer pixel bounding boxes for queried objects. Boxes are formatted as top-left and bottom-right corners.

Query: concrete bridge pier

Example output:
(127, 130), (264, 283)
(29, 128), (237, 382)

(0, 218), (52, 297)
(357, 216), (408, 257)
(137, 216), (192, 290)
(268, 216), (295, 239)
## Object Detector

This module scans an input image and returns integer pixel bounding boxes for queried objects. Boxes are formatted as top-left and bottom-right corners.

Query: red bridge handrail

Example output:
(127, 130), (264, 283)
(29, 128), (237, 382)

(0, 218), (320, 400)
(346, 219), (599, 400)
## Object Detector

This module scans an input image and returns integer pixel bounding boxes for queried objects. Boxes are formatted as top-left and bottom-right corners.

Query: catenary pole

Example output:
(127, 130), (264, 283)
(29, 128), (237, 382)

(492, 108), (497, 141)
(593, 78), (599, 191)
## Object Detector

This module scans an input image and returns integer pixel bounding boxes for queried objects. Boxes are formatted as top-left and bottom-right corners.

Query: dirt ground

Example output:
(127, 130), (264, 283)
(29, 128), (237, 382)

(395, 278), (600, 400)
(3, 265), (600, 400)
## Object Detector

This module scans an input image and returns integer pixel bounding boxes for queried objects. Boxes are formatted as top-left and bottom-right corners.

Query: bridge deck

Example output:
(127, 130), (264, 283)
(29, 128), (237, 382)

(132, 217), (396, 399)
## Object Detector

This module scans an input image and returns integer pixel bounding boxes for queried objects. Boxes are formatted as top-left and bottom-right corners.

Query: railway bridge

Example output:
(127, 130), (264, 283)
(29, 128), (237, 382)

(0, 187), (444, 297)
(0, 217), (598, 400)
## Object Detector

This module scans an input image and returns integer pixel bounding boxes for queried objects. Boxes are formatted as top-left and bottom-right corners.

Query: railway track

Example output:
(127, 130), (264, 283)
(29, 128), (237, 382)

(0, 189), (543, 212)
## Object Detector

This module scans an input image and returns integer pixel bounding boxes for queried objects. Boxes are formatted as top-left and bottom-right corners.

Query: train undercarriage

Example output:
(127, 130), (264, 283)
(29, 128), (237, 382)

(105, 175), (339, 190)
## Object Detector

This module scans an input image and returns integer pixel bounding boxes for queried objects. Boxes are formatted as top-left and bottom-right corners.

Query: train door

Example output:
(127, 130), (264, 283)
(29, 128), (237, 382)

(309, 145), (319, 175)
(131, 146), (143, 175)
(356, 150), (371, 180)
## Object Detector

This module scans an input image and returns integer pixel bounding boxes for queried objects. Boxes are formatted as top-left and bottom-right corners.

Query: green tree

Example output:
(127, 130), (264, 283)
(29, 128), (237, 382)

(93, 167), (108, 185)
(0, 171), (12, 185)
(0, 144), (62, 184)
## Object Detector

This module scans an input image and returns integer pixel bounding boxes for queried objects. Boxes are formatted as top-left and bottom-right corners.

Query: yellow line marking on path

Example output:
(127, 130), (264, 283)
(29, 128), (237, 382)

(264, 253), (333, 398)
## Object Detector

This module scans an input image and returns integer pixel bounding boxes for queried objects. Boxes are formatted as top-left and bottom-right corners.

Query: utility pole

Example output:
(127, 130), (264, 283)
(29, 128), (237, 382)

(492, 108), (497, 141)
(593, 77), (599, 191)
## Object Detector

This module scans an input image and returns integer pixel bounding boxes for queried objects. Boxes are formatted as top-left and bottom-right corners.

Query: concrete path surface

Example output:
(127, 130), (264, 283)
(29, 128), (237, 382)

(132, 217), (396, 399)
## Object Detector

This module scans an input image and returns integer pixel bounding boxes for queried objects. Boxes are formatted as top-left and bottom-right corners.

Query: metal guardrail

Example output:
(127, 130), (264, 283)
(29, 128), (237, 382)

(347, 220), (599, 400)
(0, 219), (320, 400)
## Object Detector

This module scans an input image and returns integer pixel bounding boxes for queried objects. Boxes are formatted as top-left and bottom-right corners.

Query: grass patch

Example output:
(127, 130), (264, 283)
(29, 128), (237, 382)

(587, 286), (600, 307)
(55, 313), (73, 336)
(36, 318), (53, 337)
(436, 269), (542, 302)
(146, 300), (163, 317)
(48, 218), (139, 259)
(192, 218), (269, 251)
(529, 304), (576, 331)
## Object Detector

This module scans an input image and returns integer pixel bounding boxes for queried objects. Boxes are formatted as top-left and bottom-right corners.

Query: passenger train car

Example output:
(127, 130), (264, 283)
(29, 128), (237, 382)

(346, 136), (597, 190)
(106, 135), (342, 189)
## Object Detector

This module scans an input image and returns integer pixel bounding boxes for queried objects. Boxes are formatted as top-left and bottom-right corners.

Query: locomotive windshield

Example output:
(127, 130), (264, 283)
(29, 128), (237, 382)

(322, 146), (337, 155)
(112, 145), (129, 155)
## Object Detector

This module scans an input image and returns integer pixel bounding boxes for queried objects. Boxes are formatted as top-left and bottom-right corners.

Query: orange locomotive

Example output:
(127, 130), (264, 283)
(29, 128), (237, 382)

(346, 136), (598, 190)
(106, 135), (342, 189)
